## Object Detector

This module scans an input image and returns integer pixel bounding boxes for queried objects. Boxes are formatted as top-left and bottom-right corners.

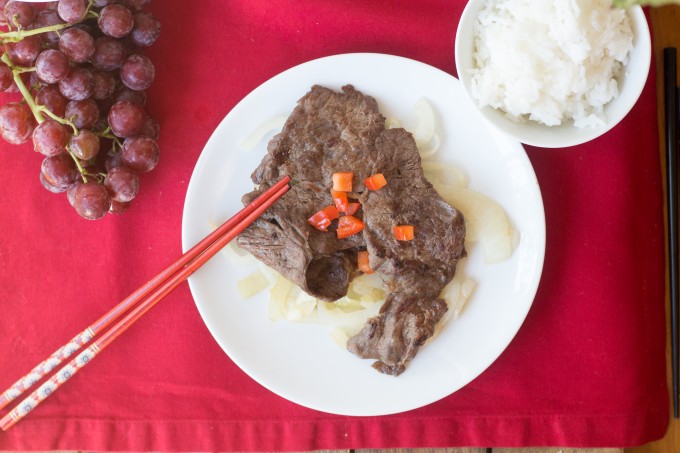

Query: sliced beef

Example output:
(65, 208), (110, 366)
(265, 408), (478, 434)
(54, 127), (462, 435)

(251, 85), (385, 189)
(238, 183), (360, 301)
(358, 128), (466, 297)
(238, 84), (466, 375)
(346, 128), (466, 374)
(347, 293), (449, 376)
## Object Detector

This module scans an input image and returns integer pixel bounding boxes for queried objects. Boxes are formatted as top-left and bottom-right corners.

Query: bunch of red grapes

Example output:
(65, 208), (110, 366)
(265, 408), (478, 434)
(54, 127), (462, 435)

(0, 0), (160, 219)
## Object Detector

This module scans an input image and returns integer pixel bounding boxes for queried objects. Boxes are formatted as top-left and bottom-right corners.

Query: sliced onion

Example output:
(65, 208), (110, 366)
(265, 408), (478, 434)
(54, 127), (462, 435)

(236, 270), (270, 298)
(385, 117), (401, 129)
(268, 273), (293, 321)
(437, 186), (515, 263)
(239, 116), (287, 151)
(412, 98), (436, 148)
(429, 265), (476, 343)
(418, 132), (440, 159)
(283, 286), (317, 321)
(317, 299), (381, 328)
(425, 162), (469, 188)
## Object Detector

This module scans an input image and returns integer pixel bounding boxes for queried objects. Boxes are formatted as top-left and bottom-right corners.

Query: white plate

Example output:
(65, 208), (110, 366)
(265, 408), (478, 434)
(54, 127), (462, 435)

(181, 53), (546, 416)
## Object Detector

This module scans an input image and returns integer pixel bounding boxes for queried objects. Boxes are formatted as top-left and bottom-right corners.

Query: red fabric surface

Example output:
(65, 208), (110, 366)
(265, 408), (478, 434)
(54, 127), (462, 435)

(0, 0), (669, 450)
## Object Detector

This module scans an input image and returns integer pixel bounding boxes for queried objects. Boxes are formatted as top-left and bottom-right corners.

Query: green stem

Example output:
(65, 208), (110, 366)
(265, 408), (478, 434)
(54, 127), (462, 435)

(0, 12), (98, 43)
(38, 106), (79, 135)
(98, 130), (121, 144)
(1, 53), (44, 123)
(12, 66), (35, 74)
(67, 148), (88, 184)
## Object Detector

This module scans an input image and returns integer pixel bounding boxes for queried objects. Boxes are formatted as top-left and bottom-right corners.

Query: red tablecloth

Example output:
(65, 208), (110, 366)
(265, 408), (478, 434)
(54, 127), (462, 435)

(0, 1), (669, 450)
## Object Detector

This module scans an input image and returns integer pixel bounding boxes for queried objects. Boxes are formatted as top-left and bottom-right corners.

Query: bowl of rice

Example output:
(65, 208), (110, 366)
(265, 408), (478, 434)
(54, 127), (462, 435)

(454, 0), (651, 148)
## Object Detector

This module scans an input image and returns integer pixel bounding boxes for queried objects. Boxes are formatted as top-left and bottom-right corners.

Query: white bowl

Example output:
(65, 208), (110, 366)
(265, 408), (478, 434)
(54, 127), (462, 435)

(454, 0), (651, 148)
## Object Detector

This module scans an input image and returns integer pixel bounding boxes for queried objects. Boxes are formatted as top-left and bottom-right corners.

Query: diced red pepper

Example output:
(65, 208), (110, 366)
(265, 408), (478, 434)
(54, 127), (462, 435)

(393, 225), (414, 241)
(331, 190), (349, 213)
(307, 205), (339, 232)
(332, 172), (353, 192)
(364, 173), (387, 191)
(357, 250), (373, 274)
(337, 215), (365, 239)
(345, 202), (361, 216)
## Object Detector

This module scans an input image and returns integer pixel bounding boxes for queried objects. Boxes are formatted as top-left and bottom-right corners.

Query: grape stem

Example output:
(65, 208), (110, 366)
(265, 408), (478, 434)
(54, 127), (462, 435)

(12, 66), (36, 74)
(1, 52), (44, 123)
(95, 127), (122, 147)
(0, 12), (98, 43)
(66, 147), (89, 184)
(38, 106), (79, 135)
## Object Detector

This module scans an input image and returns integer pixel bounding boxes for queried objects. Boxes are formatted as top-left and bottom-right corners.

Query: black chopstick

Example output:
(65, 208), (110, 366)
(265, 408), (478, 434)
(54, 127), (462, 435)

(663, 47), (678, 419)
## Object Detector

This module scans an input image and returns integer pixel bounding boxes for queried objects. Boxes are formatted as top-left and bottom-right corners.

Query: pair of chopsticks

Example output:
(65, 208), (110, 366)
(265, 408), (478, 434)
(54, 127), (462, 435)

(664, 48), (679, 419)
(0, 175), (291, 431)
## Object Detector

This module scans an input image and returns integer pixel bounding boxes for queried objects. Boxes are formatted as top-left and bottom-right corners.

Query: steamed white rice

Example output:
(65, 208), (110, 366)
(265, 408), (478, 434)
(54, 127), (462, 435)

(470, 0), (634, 128)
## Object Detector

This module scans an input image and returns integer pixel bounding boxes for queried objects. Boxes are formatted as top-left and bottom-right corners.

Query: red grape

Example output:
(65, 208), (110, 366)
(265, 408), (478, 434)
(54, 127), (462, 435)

(35, 49), (70, 84)
(69, 130), (100, 160)
(92, 36), (126, 71)
(65, 99), (99, 129)
(41, 153), (79, 188)
(92, 70), (116, 100)
(114, 87), (146, 106)
(131, 11), (159, 47)
(4, 35), (41, 66)
(73, 180), (111, 219)
(122, 0), (149, 13)
(58, 27), (95, 63)
(120, 54), (154, 91)
(33, 9), (65, 45)
(109, 199), (130, 214)
(40, 171), (68, 193)
(108, 99), (146, 137)
(0, 0), (9, 26)
(57, 0), (88, 23)
(0, 102), (35, 144)
(58, 67), (94, 100)
(139, 116), (159, 139)
(4, 1), (35, 28)
(121, 136), (158, 172)
(98, 4), (133, 38)
(104, 165), (139, 202)
(1, 0), (159, 219)
(0, 64), (13, 91)
(35, 85), (68, 117)
(32, 119), (69, 156)
(66, 180), (80, 206)
(105, 150), (122, 171)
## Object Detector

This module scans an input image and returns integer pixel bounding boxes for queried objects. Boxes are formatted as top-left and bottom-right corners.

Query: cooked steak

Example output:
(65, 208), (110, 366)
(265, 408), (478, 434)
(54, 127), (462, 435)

(238, 85), (466, 375)
(347, 293), (449, 375)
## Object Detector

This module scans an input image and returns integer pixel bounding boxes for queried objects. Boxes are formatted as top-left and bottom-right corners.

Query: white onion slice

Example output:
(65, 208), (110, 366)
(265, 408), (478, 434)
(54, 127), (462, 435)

(424, 162), (469, 188)
(412, 98), (436, 147)
(437, 186), (515, 263)
(236, 270), (270, 298)
(418, 132), (440, 159)
(268, 274), (293, 321)
(239, 116), (287, 151)
(385, 117), (401, 129)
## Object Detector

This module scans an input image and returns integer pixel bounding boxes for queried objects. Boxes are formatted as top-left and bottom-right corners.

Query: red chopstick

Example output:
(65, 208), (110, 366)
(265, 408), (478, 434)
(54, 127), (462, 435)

(0, 176), (290, 431)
